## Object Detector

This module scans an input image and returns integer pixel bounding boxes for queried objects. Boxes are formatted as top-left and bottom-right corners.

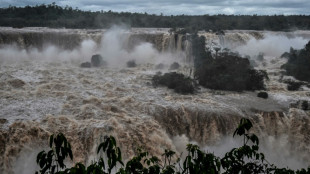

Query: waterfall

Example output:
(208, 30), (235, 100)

(1, 27), (310, 173)
(176, 34), (183, 52)
(218, 34), (225, 47)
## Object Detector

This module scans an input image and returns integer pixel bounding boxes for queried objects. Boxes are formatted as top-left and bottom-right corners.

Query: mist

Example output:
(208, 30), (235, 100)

(204, 136), (308, 170)
(1, 27), (310, 173)
(0, 26), (184, 67)
(0, 41), (96, 64)
(171, 132), (308, 170)
(234, 34), (309, 57)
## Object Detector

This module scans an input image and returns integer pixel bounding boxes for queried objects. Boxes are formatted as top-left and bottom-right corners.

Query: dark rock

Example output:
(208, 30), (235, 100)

(290, 100), (309, 110)
(155, 63), (165, 69)
(91, 54), (104, 67)
(8, 79), (25, 88)
(80, 62), (91, 68)
(286, 81), (303, 91)
(0, 119), (7, 124)
(216, 30), (225, 35)
(169, 62), (180, 70)
(301, 101), (309, 110)
(127, 60), (136, 67)
(257, 92), (268, 99)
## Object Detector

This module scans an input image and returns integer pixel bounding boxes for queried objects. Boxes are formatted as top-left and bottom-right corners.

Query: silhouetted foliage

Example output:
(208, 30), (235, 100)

(36, 118), (310, 174)
(152, 72), (196, 94)
(194, 53), (268, 91)
(36, 133), (73, 174)
(191, 34), (268, 92)
(222, 118), (268, 173)
(281, 41), (310, 82)
(1, 4), (310, 30)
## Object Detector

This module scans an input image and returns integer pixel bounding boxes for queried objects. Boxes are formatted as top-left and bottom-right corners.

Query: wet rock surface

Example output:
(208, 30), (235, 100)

(257, 91), (268, 99)
(80, 62), (91, 68)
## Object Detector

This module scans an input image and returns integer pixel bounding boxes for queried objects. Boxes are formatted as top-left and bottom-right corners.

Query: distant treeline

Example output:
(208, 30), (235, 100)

(1, 3), (310, 30)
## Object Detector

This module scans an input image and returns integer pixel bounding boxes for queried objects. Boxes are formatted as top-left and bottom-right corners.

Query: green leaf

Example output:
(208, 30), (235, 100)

(68, 148), (73, 160)
(49, 134), (54, 148)
(39, 153), (46, 168)
(111, 136), (116, 146)
(252, 145), (259, 151)
(37, 151), (45, 164)
(250, 134), (259, 145)
(97, 143), (103, 154)
(51, 165), (56, 174)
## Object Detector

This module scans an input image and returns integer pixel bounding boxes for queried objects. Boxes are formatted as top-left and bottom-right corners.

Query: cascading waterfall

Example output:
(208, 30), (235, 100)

(218, 34), (225, 47)
(184, 34), (193, 63)
(176, 34), (183, 52)
(0, 27), (310, 173)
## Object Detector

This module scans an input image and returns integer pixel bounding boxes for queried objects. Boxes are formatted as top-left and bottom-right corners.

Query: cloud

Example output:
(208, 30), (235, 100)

(1, 0), (310, 15)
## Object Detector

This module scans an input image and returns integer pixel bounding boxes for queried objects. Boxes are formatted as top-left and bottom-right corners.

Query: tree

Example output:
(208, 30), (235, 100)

(35, 118), (310, 174)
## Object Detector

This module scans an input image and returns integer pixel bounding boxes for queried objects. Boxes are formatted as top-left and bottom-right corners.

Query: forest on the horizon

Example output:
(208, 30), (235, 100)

(1, 3), (310, 31)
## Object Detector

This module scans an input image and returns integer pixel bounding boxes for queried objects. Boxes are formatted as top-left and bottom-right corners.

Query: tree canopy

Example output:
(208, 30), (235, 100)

(1, 4), (310, 30)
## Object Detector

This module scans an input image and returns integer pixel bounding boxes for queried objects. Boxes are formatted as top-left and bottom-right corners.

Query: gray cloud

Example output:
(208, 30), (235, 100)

(0, 0), (309, 15)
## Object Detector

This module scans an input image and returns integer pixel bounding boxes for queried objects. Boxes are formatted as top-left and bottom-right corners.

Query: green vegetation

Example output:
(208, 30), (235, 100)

(191, 33), (268, 92)
(194, 53), (268, 91)
(36, 118), (310, 174)
(152, 72), (196, 94)
(151, 34), (268, 93)
(1, 3), (310, 30)
(281, 41), (310, 83)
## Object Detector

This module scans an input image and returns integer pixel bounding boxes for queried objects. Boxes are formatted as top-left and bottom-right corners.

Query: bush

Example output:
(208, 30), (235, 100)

(191, 34), (268, 92)
(290, 100), (309, 110)
(281, 41), (310, 82)
(152, 72), (196, 94)
(35, 118), (310, 174)
(194, 53), (268, 92)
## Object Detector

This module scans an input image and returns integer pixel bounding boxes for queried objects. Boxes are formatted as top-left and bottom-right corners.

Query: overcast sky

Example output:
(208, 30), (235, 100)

(1, 0), (310, 15)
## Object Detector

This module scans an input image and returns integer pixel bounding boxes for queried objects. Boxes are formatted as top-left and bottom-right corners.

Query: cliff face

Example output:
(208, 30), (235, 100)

(0, 28), (264, 52)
